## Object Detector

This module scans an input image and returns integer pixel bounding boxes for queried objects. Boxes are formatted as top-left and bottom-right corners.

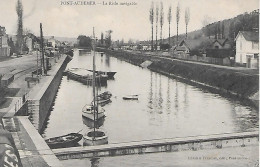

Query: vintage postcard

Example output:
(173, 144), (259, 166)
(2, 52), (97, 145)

(0, 0), (259, 166)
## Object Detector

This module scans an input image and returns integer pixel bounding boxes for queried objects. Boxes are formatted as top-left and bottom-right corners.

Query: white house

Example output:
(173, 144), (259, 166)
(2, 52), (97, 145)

(24, 36), (33, 52)
(235, 31), (259, 68)
(47, 36), (56, 48)
(0, 26), (10, 56)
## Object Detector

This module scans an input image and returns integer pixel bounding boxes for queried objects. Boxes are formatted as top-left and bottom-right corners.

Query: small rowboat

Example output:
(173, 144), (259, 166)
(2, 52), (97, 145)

(83, 130), (108, 146)
(45, 133), (83, 149)
(122, 95), (138, 100)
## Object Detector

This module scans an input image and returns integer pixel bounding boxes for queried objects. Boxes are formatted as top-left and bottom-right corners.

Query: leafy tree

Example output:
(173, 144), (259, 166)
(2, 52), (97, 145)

(221, 22), (225, 39)
(105, 30), (113, 48)
(77, 35), (92, 48)
(101, 32), (104, 45)
(8, 38), (15, 56)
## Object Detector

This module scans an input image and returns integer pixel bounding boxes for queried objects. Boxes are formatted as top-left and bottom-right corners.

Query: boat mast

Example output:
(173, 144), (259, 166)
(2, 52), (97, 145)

(92, 27), (96, 140)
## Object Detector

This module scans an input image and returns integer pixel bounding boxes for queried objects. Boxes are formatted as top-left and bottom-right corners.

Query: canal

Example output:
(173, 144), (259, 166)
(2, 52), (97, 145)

(41, 49), (258, 166)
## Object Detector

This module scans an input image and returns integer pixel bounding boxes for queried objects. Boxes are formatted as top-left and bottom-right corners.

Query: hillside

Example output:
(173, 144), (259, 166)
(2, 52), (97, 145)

(162, 9), (259, 46)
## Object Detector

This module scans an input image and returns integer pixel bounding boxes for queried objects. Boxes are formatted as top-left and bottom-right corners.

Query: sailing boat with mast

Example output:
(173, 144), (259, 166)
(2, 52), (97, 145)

(82, 30), (105, 121)
(83, 27), (108, 146)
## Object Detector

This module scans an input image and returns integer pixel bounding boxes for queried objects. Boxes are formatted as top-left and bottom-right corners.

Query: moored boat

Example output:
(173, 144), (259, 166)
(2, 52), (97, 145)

(83, 130), (108, 146)
(97, 91), (112, 99)
(66, 69), (108, 86)
(88, 70), (116, 79)
(94, 91), (112, 106)
(83, 28), (108, 146)
(45, 133), (83, 149)
(82, 104), (105, 120)
(122, 95), (139, 100)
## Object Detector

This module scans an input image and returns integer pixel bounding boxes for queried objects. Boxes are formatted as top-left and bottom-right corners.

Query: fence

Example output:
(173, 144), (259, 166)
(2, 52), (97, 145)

(172, 52), (231, 66)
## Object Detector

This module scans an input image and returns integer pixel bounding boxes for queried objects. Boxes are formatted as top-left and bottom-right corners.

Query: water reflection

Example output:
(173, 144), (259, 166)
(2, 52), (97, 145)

(90, 157), (100, 167)
(174, 81), (179, 118)
(105, 55), (110, 67)
(158, 75), (163, 114)
(183, 84), (189, 118)
(42, 49), (258, 146)
(230, 103), (259, 132)
(165, 78), (171, 114)
(148, 71), (153, 111)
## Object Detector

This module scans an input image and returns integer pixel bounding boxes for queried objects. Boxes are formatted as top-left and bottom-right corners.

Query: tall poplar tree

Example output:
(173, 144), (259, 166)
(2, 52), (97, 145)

(176, 3), (180, 44)
(16, 0), (23, 54)
(160, 2), (164, 45)
(167, 5), (172, 48)
(150, 2), (154, 51)
(155, 3), (159, 51)
(185, 7), (190, 39)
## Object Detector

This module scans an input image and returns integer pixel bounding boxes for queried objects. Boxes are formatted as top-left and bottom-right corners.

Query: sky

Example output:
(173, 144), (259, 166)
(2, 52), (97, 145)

(0, 0), (258, 41)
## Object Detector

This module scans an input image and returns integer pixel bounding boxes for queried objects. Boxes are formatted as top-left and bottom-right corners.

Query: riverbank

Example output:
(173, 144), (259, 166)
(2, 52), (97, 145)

(100, 49), (259, 109)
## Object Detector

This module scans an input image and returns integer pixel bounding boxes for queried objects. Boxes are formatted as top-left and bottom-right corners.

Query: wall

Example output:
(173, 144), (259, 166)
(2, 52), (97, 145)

(172, 52), (231, 66)
(27, 55), (70, 132)
(54, 131), (259, 160)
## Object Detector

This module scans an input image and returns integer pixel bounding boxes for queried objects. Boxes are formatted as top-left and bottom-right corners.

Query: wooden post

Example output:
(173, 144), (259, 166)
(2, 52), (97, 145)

(40, 23), (46, 75)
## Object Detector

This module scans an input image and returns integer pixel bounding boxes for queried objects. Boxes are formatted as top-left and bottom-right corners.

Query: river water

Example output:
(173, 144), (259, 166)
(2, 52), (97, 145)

(41, 49), (258, 166)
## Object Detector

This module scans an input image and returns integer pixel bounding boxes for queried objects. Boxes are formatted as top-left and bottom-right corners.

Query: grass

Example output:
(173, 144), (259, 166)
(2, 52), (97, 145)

(0, 57), (13, 62)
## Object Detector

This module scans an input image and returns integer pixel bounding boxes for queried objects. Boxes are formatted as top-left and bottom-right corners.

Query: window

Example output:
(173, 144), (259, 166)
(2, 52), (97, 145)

(240, 41), (242, 50)
(240, 54), (242, 63)
(252, 42), (259, 50)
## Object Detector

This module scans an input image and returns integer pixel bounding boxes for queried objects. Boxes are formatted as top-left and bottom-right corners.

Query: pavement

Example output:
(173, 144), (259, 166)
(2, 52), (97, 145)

(0, 53), (58, 119)
(0, 53), (66, 167)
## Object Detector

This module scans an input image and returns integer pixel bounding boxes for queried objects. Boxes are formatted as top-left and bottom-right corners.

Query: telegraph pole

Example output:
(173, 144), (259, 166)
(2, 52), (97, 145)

(40, 23), (46, 75)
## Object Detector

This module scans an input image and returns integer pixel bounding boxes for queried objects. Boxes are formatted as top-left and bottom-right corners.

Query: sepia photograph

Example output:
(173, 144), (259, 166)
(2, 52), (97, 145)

(0, 0), (259, 166)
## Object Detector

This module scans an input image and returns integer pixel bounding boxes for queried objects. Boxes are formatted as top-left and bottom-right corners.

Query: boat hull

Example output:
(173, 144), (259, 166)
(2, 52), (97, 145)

(123, 97), (138, 100)
(45, 133), (83, 149)
(88, 70), (116, 79)
(82, 116), (105, 128)
(82, 110), (105, 121)
(66, 70), (108, 86)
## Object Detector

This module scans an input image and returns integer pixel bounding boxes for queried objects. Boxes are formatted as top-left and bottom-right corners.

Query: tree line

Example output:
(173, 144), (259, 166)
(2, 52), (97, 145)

(149, 1), (190, 51)
(202, 10), (259, 41)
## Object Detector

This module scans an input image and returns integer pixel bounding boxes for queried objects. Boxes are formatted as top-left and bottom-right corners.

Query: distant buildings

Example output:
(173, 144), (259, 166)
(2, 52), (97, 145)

(47, 36), (57, 48)
(211, 39), (231, 49)
(0, 26), (10, 56)
(235, 31), (259, 68)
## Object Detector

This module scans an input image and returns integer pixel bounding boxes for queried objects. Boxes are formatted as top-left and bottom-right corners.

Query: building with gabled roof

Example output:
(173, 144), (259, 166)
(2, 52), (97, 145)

(235, 31), (259, 68)
(175, 38), (214, 54)
(211, 38), (231, 49)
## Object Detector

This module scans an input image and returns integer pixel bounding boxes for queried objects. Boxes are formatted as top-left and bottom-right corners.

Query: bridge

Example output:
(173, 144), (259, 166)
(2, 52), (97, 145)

(53, 131), (258, 160)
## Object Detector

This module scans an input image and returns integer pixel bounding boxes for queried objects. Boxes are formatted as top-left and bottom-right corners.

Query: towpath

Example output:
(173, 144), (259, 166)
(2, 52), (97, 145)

(125, 50), (259, 76)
